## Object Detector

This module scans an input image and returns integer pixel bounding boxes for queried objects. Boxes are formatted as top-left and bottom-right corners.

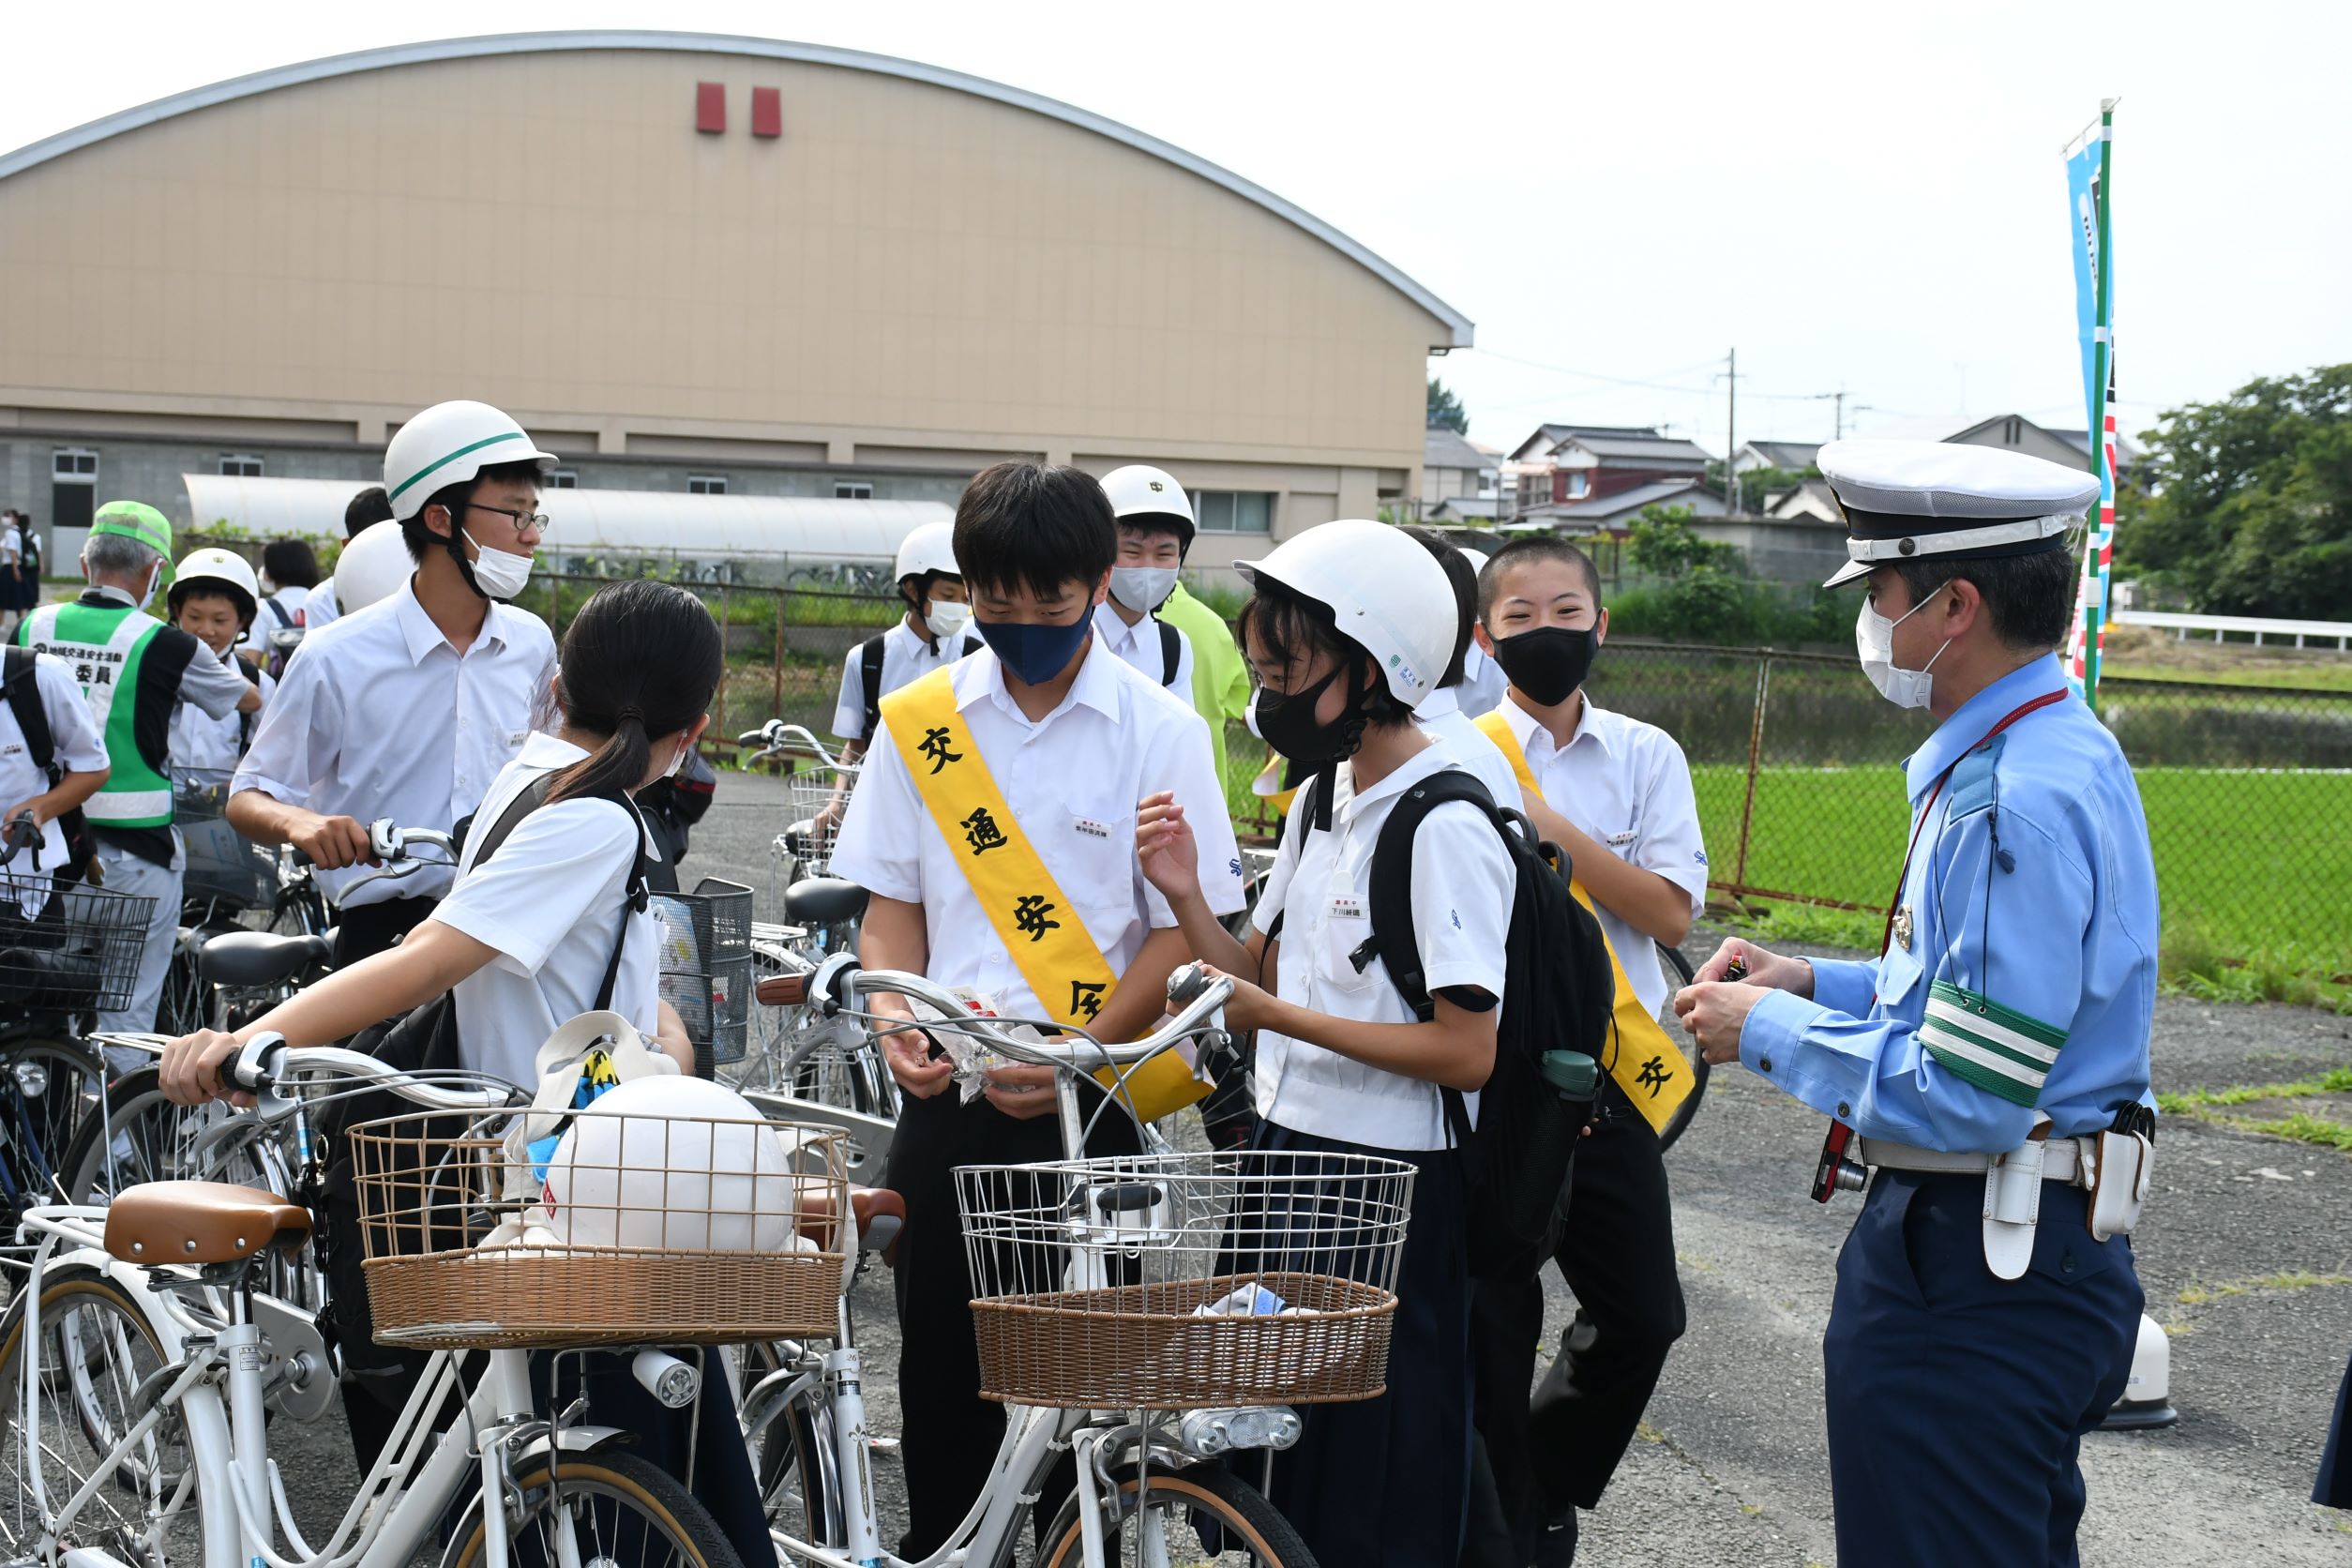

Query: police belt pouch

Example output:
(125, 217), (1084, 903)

(1860, 1120), (2148, 1280)
(882, 667), (1209, 1123)
(2084, 1126), (2151, 1244)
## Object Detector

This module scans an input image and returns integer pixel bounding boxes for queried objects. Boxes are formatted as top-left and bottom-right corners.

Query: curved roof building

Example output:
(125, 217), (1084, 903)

(0, 32), (1469, 575)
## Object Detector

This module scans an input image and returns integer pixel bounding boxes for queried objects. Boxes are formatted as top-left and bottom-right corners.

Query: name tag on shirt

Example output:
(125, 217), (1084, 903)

(1329, 896), (1365, 921)
(1606, 830), (1639, 848)
(1074, 818), (1112, 840)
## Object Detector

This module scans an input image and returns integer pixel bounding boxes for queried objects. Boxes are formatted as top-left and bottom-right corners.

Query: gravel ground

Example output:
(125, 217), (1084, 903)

(268, 771), (2352, 1564)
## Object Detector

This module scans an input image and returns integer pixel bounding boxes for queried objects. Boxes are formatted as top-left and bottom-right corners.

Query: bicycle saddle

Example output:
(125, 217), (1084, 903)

(104, 1180), (312, 1266)
(784, 877), (867, 927)
(198, 930), (331, 988)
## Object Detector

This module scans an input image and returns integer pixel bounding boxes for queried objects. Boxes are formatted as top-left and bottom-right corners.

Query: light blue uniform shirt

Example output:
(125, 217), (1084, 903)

(1741, 655), (2159, 1152)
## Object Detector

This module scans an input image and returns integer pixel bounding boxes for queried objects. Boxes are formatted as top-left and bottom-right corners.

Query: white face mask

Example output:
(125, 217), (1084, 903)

(462, 529), (534, 601)
(924, 599), (973, 641)
(666, 741), (690, 779)
(1109, 565), (1178, 613)
(135, 565), (161, 613)
(1855, 584), (1952, 710)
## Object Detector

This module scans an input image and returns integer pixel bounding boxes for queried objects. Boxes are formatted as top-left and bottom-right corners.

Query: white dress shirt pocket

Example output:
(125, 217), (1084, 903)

(1057, 793), (1141, 943)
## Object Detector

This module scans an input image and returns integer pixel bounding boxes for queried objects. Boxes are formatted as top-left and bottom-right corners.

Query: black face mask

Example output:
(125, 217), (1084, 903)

(1491, 626), (1598, 707)
(1251, 666), (1363, 765)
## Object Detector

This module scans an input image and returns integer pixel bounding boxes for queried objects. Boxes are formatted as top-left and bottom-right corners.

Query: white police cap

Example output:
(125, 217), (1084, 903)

(1817, 439), (2100, 588)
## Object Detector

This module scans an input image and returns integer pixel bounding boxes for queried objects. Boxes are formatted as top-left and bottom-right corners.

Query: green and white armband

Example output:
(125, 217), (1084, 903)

(1921, 980), (2066, 1107)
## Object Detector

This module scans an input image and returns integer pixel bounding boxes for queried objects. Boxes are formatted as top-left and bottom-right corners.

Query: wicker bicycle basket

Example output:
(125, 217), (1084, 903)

(955, 1150), (1414, 1410)
(349, 1106), (850, 1350)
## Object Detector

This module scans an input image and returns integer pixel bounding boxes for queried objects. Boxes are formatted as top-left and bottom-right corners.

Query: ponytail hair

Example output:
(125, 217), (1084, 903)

(548, 579), (723, 804)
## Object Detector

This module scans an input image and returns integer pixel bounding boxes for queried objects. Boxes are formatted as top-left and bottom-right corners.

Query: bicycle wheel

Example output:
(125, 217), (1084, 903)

(0, 1264), (199, 1560)
(438, 1448), (746, 1568)
(1652, 942), (1710, 1154)
(1038, 1460), (1317, 1567)
(734, 1342), (839, 1545)
(156, 942), (205, 1037)
(0, 1034), (109, 1222)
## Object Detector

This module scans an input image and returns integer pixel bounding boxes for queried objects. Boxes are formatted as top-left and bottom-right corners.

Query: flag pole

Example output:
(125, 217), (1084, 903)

(2082, 99), (2117, 710)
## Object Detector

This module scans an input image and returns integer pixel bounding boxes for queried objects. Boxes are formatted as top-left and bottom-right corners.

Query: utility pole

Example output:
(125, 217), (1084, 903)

(1726, 347), (1740, 515)
(1832, 385), (1847, 440)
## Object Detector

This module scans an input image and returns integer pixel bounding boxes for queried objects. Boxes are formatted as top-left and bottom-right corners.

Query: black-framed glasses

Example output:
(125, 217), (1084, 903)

(464, 502), (550, 537)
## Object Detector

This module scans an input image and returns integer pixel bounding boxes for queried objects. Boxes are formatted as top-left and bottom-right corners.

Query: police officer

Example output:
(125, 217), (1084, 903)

(1673, 439), (2157, 1568)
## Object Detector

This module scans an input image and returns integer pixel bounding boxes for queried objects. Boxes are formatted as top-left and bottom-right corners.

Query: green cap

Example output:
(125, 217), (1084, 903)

(89, 501), (174, 587)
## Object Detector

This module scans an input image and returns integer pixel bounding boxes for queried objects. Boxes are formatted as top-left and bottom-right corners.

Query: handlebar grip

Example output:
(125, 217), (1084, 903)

(1166, 961), (1214, 1008)
(755, 973), (808, 1007)
(228, 1033), (287, 1093)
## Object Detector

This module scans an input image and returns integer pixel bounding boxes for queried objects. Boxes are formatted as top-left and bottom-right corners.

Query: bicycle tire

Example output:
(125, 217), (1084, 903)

(438, 1447), (747, 1568)
(1652, 942), (1709, 1153)
(0, 1263), (197, 1560)
(1036, 1460), (1318, 1568)
(736, 1343), (839, 1545)
(0, 1033), (110, 1223)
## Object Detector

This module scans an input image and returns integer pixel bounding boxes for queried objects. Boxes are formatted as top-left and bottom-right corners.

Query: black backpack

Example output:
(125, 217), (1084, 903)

(18, 531), (39, 578)
(1154, 618), (1182, 687)
(860, 629), (981, 739)
(1324, 768), (1615, 1279)
(1, 646), (97, 884)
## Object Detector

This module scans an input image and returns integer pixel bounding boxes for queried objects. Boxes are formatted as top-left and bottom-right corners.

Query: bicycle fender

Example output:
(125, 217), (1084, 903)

(517, 1424), (631, 1461)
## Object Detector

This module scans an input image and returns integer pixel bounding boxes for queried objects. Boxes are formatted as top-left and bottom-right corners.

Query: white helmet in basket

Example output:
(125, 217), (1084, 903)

(1234, 520), (1455, 709)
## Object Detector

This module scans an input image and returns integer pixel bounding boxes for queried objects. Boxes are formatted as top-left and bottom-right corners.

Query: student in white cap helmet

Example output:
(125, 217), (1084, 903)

(231, 400), (561, 979)
(1454, 546), (1509, 717)
(1092, 464), (1197, 703)
(1674, 439), (2158, 1567)
(165, 548), (273, 771)
(1133, 517), (1513, 1566)
(830, 520), (978, 761)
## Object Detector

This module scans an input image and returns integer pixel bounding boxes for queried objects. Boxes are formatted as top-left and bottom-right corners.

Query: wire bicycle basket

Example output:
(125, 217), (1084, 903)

(955, 1149), (1414, 1410)
(173, 767), (276, 909)
(350, 1107), (850, 1349)
(778, 757), (859, 880)
(0, 874), (156, 1013)
(650, 878), (754, 1067)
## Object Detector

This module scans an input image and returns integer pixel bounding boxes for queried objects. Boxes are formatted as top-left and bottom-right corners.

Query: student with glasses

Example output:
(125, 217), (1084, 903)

(230, 400), (561, 968)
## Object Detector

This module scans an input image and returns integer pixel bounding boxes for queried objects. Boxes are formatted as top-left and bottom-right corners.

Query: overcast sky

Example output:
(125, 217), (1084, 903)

(4, 0), (2338, 458)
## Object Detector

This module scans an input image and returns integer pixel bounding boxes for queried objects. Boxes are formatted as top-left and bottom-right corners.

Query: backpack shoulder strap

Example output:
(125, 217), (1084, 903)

(3, 646), (57, 782)
(1359, 769), (1501, 1024)
(468, 774), (650, 1013)
(962, 633), (982, 658)
(1157, 619), (1182, 686)
(860, 633), (888, 739)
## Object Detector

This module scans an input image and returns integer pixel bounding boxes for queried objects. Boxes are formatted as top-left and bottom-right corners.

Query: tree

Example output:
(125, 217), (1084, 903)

(1427, 377), (1468, 434)
(1627, 505), (1739, 578)
(2118, 366), (2352, 618)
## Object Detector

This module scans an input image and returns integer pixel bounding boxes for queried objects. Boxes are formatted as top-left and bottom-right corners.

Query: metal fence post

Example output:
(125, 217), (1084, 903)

(715, 580), (732, 733)
(771, 586), (786, 720)
(1733, 650), (1772, 890)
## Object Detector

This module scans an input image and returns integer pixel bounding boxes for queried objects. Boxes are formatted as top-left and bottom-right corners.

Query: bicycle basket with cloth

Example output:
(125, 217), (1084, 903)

(649, 878), (754, 1071)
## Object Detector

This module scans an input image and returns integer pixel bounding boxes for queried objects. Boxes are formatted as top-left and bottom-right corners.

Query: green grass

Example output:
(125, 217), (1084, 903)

(2104, 660), (2352, 693)
(2157, 1067), (2352, 1112)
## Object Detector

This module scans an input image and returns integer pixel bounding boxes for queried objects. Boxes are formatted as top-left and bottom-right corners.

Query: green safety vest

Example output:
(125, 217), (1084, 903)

(21, 600), (172, 827)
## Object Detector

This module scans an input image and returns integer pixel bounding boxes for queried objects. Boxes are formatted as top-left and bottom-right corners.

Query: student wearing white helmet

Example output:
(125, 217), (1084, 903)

(1402, 528), (1521, 807)
(1454, 545), (1509, 717)
(165, 548), (273, 771)
(1092, 463), (1197, 702)
(830, 520), (978, 761)
(231, 400), (561, 970)
(1134, 518), (1512, 1567)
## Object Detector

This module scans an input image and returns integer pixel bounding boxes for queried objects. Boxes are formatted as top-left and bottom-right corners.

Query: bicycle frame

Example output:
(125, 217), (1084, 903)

(13, 1205), (616, 1568)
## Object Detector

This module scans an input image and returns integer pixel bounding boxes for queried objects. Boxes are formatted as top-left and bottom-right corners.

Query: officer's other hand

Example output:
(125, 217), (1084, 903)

(1695, 938), (1813, 997)
(981, 1062), (1058, 1120)
(291, 812), (378, 871)
(158, 1030), (254, 1108)
(880, 1018), (954, 1098)
(1673, 982), (1766, 1064)
(1134, 792), (1199, 899)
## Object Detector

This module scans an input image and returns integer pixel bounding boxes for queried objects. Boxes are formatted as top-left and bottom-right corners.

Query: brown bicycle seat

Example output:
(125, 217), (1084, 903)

(794, 1185), (906, 1263)
(104, 1181), (313, 1266)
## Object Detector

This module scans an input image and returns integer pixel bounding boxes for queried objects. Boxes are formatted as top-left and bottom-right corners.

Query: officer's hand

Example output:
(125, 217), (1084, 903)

(1673, 982), (1767, 1064)
(880, 1018), (954, 1099)
(158, 1030), (255, 1108)
(290, 812), (377, 871)
(1695, 938), (1813, 998)
(981, 1062), (1059, 1120)
(1135, 792), (1200, 900)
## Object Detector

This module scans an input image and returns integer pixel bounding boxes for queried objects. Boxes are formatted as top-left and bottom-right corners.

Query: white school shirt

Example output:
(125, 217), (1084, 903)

(432, 734), (662, 1088)
(1, 526), (20, 566)
(1456, 642), (1507, 719)
(1092, 602), (1195, 706)
(831, 636), (1244, 1022)
(0, 654), (109, 874)
(264, 586), (310, 626)
(1248, 744), (1514, 1151)
(1413, 686), (1523, 808)
(830, 618), (975, 743)
(232, 580), (557, 909)
(301, 580), (339, 629)
(1489, 694), (1708, 1018)
(168, 648), (273, 772)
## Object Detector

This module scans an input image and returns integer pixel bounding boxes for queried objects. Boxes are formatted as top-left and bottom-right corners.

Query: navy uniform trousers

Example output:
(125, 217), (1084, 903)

(1827, 1171), (2140, 1568)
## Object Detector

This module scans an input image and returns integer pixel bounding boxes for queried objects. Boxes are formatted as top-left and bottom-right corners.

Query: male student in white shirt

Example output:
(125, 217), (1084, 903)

(0, 649), (109, 879)
(1403, 527), (1521, 805)
(1089, 464), (1197, 701)
(1464, 535), (1708, 1567)
(829, 520), (976, 763)
(230, 400), (560, 966)
(831, 460), (1243, 1558)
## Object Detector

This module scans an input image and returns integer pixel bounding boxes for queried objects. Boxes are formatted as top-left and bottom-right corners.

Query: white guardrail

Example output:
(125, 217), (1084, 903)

(2113, 610), (2352, 651)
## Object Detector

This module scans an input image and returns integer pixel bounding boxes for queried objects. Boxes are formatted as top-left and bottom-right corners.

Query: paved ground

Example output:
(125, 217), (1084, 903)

(275, 769), (2352, 1563)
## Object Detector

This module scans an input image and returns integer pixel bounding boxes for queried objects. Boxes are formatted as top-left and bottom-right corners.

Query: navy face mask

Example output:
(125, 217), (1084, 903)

(977, 606), (1093, 686)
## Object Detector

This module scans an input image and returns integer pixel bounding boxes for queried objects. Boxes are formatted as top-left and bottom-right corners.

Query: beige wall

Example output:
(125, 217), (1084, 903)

(0, 45), (1449, 505)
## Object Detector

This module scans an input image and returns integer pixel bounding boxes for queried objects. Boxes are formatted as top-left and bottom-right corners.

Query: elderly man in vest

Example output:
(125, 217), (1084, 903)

(18, 502), (259, 1057)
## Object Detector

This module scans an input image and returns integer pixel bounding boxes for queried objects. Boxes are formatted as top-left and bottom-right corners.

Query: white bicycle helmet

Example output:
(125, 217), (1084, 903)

(1100, 464), (1196, 550)
(1235, 520), (1456, 709)
(166, 547), (261, 626)
(331, 520), (415, 614)
(383, 400), (560, 523)
(893, 520), (960, 585)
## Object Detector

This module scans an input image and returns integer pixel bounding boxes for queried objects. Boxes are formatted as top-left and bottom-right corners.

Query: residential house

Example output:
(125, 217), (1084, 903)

(1937, 414), (2135, 483)
(1420, 427), (1500, 515)
(1731, 439), (1821, 475)
(1515, 475), (1726, 534)
(1507, 423), (1711, 512)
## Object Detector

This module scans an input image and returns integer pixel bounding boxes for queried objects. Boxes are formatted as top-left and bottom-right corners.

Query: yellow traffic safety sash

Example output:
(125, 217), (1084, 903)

(1473, 709), (1697, 1136)
(882, 668), (1211, 1123)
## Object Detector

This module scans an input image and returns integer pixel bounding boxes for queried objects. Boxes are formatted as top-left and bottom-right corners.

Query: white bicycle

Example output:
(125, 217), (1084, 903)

(1, 1039), (758, 1568)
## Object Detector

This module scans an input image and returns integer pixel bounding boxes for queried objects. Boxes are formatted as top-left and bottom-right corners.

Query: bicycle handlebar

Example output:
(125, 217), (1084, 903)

(737, 720), (850, 771)
(0, 807), (38, 869)
(809, 957), (1233, 1073)
(226, 1033), (514, 1112)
